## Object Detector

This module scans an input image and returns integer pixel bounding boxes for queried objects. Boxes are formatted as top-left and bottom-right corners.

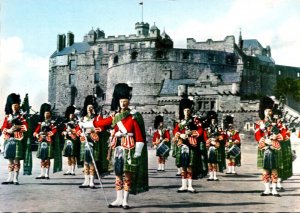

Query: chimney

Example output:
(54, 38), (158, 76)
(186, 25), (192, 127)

(67, 31), (74, 47)
(57, 34), (66, 52)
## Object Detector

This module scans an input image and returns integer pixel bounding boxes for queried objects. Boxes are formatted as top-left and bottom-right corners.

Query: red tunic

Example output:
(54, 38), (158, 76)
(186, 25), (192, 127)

(1, 114), (28, 140)
(33, 120), (57, 143)
(152, 129), (170, 146)
(111, 113), (144, 150)
(173, 119), (203, 147)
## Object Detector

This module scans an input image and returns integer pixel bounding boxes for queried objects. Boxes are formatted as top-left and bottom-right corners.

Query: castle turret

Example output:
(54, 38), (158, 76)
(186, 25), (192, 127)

(150, 23), (160, 37)
(87, 28), (96, 43)
(67, 31), (74, 47)
(135, 22), (149, 36)
(57, 34), (66, 52)
(266, 45), (271, 57)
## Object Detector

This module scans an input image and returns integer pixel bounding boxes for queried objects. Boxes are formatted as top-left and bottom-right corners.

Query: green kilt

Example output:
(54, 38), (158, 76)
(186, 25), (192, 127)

(36, 142), (54, 159)
(80, 141), (96, 162)
(175, 145), (198, 168)
(276, 140), (293, 180)
(3, 138), (25, 160)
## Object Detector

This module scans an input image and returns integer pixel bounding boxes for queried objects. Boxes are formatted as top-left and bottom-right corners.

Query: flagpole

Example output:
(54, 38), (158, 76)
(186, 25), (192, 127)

(140, 0), (144, 22)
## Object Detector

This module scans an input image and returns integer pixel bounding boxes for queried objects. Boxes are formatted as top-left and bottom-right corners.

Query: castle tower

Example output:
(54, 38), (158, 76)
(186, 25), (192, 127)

(135, 22), (149, 36)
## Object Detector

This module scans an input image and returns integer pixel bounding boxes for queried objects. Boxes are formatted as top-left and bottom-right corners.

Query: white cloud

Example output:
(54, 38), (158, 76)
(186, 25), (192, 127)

(168, 0), (300, 67)
(0, 37), (48, 122)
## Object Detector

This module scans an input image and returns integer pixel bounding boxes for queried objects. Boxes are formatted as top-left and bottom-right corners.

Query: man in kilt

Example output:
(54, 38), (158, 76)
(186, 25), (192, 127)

(33, 103), (57, 179)
(204, 112), (223, 181)
(225, 122), (241, 175)
(108, 83), (148, 209)
(152, 115), (171, 172)
(1, 93), (28, 185)
(255, 96), (282, 197)
(173, 98), (203, 193)
(62, 105), (80, 175)
(77, 95), (111, 189)
(272, 105), (293, 191)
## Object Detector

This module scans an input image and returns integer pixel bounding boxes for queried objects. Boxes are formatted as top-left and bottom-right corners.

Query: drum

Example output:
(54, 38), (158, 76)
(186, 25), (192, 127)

(157, 142), (170, 157)
(228, 145), (241, 158)
(4, 138), (16, 159)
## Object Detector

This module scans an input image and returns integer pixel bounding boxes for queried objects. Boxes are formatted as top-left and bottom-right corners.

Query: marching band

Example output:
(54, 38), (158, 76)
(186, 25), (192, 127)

(0, 90), (297, 209)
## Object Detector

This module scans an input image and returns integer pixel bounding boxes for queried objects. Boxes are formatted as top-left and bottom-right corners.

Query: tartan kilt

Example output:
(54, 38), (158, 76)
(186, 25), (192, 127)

(36, 142), (54, 159)
(257, 148), (264, 169)
(171, 142), (178, 158)
(3, 138), (25, 160)
(175, 145), (198, 168)
(276, 140), (293, 180)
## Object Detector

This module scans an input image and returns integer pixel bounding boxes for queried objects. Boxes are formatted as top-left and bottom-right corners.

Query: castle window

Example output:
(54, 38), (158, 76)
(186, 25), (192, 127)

(278, 70), (281, 75)
(119, 45), (125, 51)
(140, 43), (146, 48)
(113, 55), (119, 64)
(130, 43), (136, 49)
(69, 74), (75, 85)
(297, 72), (300, 77)
(182, 52), (190, 60)
(70, 60), (76, 70)
(131, 51), (138, 60)
(108, 44), (114, 51)
(156, 50), (164, 59)
(94, 73), (100, 83)
(95, 60), (100, 70)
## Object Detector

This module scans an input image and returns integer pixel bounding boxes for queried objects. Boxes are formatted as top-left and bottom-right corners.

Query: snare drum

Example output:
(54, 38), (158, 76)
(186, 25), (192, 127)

(228, 145), (241, 158)
(156, 142), (170, 157)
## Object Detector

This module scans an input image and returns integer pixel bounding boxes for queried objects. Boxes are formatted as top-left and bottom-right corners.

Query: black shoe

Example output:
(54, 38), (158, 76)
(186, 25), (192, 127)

(214, 178), (219, 181)
(188, 189), (197, 193)
(273, 193), (281, 197)
(226, 172), (232, 174)
(35, 176), (45, 179)
(45, 177), (50, 180)
(1, 181), (13, 185)
(277, 187), (285, 192)
(90, 185), (96, 189)
(79, 185), (89, 188)
(108, 204), (122, 208)
(260, 192), (272, 196)
(13, 182), (19, 185)
(207, 178), (214, 181)
(122, 205), (130, 209)
(63, 173), (71, 175)
(177, 189), (188, 193)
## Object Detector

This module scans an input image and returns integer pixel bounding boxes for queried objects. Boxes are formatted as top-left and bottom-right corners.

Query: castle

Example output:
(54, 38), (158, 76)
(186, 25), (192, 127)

(49, 21), (300, 135)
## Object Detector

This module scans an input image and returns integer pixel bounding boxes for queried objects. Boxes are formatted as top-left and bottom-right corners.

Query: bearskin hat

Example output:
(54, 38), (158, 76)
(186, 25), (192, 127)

(5, 93), (21, 115)
(39, 103), (52, 122)
(154, 115), (164, 129)
(65, 105), (76, 119)
(223, 115), (234, 129)
(179, 98), (194, 120)
(82, 95), (98, 116)
(259, 96), (274, 120)
(111, 83), (132, 111)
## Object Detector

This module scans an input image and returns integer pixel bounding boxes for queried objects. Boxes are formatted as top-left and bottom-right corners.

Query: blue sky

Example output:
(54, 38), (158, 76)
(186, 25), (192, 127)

(0, 0), (300, 119)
